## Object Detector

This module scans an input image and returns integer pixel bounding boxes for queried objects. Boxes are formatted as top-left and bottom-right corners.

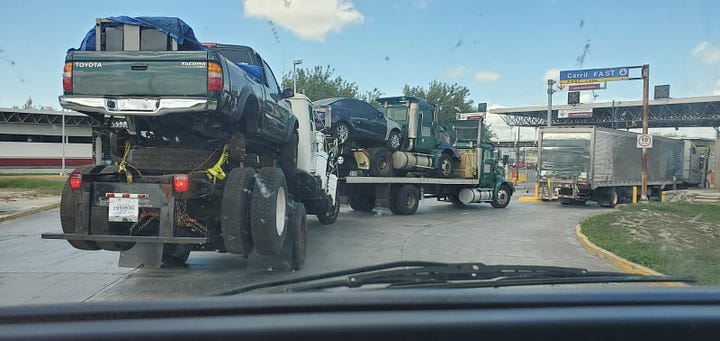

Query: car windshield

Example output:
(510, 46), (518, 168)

(0, 0), (718, 310)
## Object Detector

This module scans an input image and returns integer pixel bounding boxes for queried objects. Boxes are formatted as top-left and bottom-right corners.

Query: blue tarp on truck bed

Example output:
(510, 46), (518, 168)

(76, 16), (204, 51)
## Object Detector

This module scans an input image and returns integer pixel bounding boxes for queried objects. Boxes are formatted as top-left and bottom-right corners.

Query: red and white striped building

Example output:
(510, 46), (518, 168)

(0, 108), (93, 171)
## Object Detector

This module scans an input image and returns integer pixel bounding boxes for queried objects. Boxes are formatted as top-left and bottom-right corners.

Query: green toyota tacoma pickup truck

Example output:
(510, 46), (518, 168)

(47, 16), (304, 268)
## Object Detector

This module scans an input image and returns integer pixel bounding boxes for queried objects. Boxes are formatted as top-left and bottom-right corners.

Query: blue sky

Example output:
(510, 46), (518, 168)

(1, 0), (718, 138)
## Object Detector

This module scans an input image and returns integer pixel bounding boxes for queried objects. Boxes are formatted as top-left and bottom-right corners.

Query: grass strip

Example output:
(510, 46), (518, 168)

(0, 178), (65, 196)
(581, 202), (720, 285)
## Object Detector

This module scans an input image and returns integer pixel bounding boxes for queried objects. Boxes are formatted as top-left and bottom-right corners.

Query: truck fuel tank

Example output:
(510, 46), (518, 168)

(458, 188), (493, 204)
(392, 151), (432, 170)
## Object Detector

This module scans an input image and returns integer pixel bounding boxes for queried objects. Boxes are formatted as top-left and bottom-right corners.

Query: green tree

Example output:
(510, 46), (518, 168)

(281, 65), (359, 101)
(403, 81), (474, 125)
(358, 87), (385, 109)
(358, 87), (385, 104)
(483, 123), (497, 142)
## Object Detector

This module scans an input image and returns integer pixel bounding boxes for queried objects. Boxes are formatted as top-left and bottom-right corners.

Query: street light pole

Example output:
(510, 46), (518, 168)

(547, 79), (555, 127)
(292, 60), (302, 94)
(61, 111), (66, 176)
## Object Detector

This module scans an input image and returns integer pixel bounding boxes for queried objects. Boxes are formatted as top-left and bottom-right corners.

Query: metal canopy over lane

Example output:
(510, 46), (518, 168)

(0, 108), (126, 128)
(491, 95), (720, 128)
(0, 108), (95, 127)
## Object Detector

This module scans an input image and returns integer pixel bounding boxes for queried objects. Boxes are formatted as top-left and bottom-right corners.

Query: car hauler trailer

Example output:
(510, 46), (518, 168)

(338, 115), (514, 215)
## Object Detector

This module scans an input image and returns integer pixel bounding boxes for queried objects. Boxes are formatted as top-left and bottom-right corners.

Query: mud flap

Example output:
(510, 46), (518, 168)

(246, 201), (300, 272)
(119, 243), (163, 269)
(374, 184), (391, 208)
(118, 200), (175, 269)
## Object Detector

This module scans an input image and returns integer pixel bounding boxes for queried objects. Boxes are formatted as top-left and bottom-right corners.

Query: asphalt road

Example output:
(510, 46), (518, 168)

(0, 199), (615, 306)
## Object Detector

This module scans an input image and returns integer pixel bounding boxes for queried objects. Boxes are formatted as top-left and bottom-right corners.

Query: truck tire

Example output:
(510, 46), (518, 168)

(490, 184), (512, 208)
(349, 195), (375, 212)
(390, 184), (420, 215)
(290, 203), (307, 270)
(161, 243), (192, 267)
(91, 166), (136, 251)
(370, 148), (394, 177)
(279, 131), (298, 191)
(609, 189), (619, 206)
(91, 206), (134, 251)
(436, 153), (454, 178)
(60, 165), (100, 250)
(316, 195), (339, 225)
(250, 168), (288, 256)
(597, 188), (618, 207)
(109, 130), (130, 157)
(220, 167), (256, 255)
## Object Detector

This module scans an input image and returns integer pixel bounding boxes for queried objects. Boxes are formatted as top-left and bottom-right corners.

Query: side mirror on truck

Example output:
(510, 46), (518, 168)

(281, 88), (295, 99)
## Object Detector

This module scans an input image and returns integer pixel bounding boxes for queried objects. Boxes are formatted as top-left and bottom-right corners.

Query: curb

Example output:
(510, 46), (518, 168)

(517, 196), (542, 203)
(575, 224), (687, 287)
(0, 202), (61, 222)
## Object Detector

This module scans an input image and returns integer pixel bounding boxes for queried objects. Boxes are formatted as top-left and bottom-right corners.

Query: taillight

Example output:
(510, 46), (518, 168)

(207, 62), (222, 91)
(68, 172), (82, 190)
(63, 62), (72, 91)
(173, 174), (189, 192)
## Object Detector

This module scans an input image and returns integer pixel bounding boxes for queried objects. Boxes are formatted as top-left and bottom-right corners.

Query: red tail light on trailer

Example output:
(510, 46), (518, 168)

(68, 172), (82, 190)
(173, 174), (189, 192)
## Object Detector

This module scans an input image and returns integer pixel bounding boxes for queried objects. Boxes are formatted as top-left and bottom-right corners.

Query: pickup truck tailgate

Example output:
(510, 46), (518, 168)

(69, 51), (210, 96)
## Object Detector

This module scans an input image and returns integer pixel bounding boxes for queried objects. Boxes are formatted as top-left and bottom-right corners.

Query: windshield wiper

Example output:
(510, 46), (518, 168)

(218, 261), (695, 295)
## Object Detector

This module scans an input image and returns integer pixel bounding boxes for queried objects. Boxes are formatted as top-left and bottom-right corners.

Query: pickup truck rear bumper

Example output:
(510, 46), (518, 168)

(59, 96), (218, 116)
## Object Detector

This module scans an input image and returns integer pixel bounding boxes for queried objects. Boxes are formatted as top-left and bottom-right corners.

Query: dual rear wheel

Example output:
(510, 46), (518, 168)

(222, 167), (290, 257)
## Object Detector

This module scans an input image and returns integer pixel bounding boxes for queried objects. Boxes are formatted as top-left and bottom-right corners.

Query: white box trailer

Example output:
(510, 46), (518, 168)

(537, 126), (699, 206)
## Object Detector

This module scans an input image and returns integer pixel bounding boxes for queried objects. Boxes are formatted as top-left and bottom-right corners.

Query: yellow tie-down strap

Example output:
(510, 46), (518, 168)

(118, 141), (133, 183)
(205, 144), (229, 184)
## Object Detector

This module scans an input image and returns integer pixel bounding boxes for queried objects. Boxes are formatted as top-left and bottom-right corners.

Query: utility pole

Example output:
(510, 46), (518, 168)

(514, 126), (520, 184)
(547, 79), (555, 127)
(641, 64), (650, 201)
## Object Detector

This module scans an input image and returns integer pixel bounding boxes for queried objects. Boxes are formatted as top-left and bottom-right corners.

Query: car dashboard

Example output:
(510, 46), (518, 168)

(0, 287), (719, 340)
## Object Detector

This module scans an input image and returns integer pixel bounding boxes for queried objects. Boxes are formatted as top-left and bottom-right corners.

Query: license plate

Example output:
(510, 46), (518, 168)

(108, 197), (139, 222)
(116, 98), (156, 111)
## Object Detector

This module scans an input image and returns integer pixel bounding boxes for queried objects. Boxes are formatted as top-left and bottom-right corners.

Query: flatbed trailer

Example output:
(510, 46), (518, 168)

(337, 116), (514, 215)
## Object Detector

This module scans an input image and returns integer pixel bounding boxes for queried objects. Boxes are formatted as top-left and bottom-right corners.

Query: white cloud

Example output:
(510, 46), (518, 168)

(692, 41), (720, 65)
(543, 68), (560, 82)
(243, 0), (364, 41)
(473, 70), (501, 83)
(442, 65), (469, 79)
(714, 79), (720, 95)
